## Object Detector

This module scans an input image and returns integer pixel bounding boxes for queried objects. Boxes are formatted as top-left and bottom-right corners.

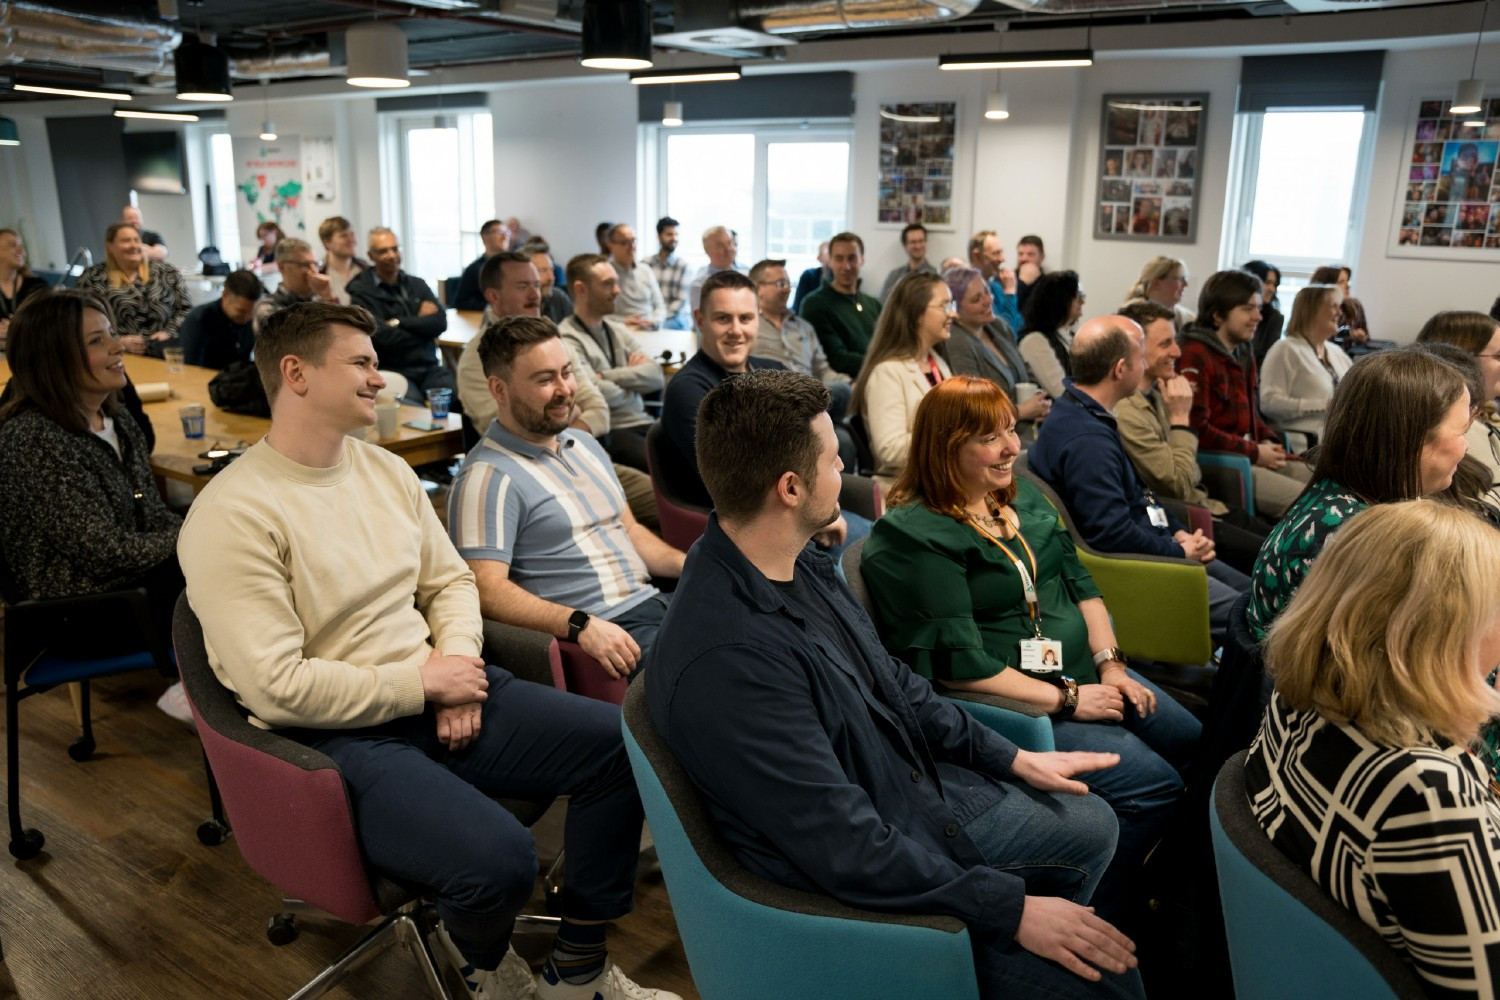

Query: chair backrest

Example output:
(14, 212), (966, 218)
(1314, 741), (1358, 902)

(1210, 751), (1427, 1000)
(1015, 454), (1212, 665)
(171, 594), (384, 926)
(644, 421), (710, 551)
(839, 537), (874, 618)
(619, 682), (980, 1000)
(846, 412), (877, 477)
(1197, 451), (1256, 517)
(1190, 591), (1270, 791)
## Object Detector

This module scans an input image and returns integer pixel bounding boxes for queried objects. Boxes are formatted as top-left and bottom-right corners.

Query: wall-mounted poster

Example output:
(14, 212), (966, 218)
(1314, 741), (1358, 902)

(877, 102), (956, 230)
(1095, 94), (1207, 243)
(1388, 95), (1500, 261)
(230, 135), (306, 257)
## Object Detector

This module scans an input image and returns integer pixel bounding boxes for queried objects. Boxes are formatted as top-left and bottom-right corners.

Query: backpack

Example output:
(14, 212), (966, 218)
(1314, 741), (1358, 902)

(208, 360), (270, 418)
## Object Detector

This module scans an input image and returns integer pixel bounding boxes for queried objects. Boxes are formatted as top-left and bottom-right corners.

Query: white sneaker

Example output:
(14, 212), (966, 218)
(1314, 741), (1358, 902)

(155, 681), (195, 727)
(434, 921), (537, 1000)
(536, 959), (683, 1000)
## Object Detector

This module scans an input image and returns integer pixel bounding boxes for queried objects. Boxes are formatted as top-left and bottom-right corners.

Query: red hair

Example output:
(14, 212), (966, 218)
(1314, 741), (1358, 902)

(887, 375), (1019, 516)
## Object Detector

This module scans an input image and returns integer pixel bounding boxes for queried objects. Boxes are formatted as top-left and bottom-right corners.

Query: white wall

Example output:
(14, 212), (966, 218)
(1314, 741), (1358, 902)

(0, 115), (66, 270)
(488, 78), (637, 264)
(1353, 43), (1500, 339)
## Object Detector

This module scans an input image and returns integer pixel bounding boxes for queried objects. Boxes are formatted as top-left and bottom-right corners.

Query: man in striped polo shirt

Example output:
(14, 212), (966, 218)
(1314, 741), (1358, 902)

(448, 316), (685, 679)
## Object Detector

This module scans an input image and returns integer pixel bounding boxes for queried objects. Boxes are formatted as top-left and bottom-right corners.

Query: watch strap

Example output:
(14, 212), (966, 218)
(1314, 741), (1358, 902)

(1054, 676), (1079, 719)
(566, 609), (590, 643)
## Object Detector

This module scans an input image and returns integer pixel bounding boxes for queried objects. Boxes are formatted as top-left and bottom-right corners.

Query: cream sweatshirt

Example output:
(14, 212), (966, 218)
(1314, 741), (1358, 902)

(178, 438), (483, 730)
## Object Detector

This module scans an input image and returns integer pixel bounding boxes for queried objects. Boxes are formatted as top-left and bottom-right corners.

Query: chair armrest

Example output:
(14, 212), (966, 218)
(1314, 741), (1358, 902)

(5, 585), (169, 678)
(481, 619), (564, 689)
(942, 692), (1055, 752)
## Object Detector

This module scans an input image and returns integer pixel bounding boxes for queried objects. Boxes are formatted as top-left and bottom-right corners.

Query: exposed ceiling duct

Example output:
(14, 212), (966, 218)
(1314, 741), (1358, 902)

(0, 2), (181, 76)
(740, 0), (982, 33)
(232, 49), (338, 80)
(987, 0), (1230, 12)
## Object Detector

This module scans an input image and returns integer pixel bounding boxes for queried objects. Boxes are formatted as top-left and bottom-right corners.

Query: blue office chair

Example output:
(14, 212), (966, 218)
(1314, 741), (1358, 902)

(621, 681), (985, 1000)
(1198, 451), (1257, 518)
(1210, 750), (1427, 1000)
(3, 547), (173, 859)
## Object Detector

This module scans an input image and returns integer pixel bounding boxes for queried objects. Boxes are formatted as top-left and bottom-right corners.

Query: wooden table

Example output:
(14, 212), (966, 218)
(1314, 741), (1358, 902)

(0, 355), (463, 494)
(437, 309), (700, 372)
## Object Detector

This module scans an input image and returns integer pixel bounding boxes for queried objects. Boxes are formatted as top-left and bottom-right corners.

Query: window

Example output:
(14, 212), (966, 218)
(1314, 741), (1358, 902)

(1221, 109), (1376, 284)
(385, 111), (494, 287)
(208, 131), (242, 265)
(652, 124), (851, 280)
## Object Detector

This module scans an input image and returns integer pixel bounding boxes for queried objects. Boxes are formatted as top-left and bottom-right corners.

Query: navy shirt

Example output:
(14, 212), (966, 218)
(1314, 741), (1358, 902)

(179, 299), (255, 370)
(645, 516), (1027, 943)
(659, 351), (786, 507)
(1028, 382), (1185, 558)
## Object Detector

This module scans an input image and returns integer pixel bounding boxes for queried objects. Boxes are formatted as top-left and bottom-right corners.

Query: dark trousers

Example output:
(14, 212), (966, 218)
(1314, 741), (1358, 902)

(283, 665), (644, 968)
(605, 425), (650, 472)
(1209, 507), (1272, 576)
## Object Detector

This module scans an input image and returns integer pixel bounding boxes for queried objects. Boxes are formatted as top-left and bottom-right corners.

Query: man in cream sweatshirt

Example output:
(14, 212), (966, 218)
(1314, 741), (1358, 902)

(178, 302), (677, 1000)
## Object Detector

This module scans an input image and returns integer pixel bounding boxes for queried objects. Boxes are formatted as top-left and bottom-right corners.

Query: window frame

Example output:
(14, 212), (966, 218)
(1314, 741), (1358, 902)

(1220, 107), (1379, 280)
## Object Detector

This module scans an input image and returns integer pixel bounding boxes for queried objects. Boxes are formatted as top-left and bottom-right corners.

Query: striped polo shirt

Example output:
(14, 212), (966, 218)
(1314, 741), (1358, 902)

(448, 424), (655, 620)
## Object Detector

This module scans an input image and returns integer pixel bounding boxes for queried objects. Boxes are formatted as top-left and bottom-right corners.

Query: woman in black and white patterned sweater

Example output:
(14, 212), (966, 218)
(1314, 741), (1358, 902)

(1246, 499), (1500, 998)
(77, 222), (191, 359)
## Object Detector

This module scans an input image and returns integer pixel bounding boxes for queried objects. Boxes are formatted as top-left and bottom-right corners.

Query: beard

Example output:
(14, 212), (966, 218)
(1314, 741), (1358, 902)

(512, 391), (574, 436)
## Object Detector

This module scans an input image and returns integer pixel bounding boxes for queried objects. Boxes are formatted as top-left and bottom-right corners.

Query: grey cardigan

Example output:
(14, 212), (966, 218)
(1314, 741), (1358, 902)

(0, 406), (179, 600)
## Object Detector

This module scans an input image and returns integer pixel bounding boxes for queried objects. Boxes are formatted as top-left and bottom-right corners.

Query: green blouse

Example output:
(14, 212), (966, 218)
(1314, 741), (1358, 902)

(862, 478), (1105, 685)
(1246, 477), (1368, 641)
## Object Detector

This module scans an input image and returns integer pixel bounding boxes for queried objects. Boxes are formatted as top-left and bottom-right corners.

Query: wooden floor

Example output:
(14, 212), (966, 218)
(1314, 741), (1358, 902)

(0, 670), (699, 999)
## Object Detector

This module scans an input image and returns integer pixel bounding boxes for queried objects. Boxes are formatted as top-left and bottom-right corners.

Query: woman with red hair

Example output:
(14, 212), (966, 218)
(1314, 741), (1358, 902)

(861, 375), (1199, 920)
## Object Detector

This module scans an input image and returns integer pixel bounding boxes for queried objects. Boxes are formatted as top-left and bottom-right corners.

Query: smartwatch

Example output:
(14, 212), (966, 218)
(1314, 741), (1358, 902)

(566, 609), (591, 643)
(1092, 646), (1127, 669)
(1054, 676), (1079, 719)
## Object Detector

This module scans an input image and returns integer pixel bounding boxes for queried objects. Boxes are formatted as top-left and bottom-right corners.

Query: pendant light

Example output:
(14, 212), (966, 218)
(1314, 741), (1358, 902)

(580, 0), (653, 71)
(346, 21), (410, 89)
(0, 118), (19, 147)
(662, 100), (683, 127)
(1449, 1), (1491, 116)
(175, 34), (234, 102)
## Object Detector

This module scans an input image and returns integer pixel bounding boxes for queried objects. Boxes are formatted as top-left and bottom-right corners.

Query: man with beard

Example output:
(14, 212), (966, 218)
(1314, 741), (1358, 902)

(449, 316), (684, 677)
(647, 216), (689, 329)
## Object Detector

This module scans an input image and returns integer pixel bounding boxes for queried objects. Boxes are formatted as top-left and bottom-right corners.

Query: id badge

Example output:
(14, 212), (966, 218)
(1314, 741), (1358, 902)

(1147, 503), (1169, 529)
(1020, 638), (1064, 672)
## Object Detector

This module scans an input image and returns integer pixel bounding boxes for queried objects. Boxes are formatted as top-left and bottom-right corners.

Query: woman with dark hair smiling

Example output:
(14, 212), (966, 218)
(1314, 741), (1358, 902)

(0, 290), (188, 717)
(862, 375), (1199, 921)
(1247, 348), (1472, 639)
(1240, 260), (1282, 367)
(1016, 270), (1084, 398)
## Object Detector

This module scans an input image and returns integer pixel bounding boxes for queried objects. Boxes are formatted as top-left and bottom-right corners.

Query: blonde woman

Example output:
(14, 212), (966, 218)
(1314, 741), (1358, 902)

(1123, 256), (1194, 331)
(850, 271), (953, 491)
(1246, 500), (1500, 998)
(1259, 284), (1353, 452)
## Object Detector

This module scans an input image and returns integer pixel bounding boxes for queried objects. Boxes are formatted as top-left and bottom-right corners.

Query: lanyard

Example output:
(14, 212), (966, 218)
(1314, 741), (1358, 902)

(967, 515), (1043, 638)
(924, 354), (944, 387)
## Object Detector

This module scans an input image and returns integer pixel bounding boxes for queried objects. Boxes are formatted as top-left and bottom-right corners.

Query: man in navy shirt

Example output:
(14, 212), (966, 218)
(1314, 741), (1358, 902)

(1027, 315), (1248, 644)
(179, 269), (261, 369)
(646, 369), (1143, 1000)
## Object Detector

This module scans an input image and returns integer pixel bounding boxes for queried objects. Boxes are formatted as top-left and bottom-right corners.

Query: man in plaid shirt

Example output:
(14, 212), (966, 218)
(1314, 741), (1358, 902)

(648, 216), (690, 330)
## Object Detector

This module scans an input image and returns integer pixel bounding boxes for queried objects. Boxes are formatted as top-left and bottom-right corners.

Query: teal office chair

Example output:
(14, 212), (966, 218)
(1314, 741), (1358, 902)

(1210, 750), (1427, 1000)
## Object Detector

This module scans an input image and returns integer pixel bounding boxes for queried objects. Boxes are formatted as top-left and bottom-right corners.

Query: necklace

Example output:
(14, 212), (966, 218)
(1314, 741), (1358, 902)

(964, 496), (1016, 537)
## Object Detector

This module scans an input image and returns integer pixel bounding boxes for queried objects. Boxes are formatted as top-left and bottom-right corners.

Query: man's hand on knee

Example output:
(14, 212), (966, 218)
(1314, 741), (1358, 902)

(435, 702), (482, 751)
(421, 649), (488, 706)
(1015, 896), (1137, 981)
(1011, 749), (1120, 796)
(576, 618), (641, 679)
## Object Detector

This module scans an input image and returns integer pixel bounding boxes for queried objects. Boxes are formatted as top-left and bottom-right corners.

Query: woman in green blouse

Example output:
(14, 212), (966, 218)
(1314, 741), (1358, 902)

(1247, 348), (1473, 640)
(862, 375), (1200, 919)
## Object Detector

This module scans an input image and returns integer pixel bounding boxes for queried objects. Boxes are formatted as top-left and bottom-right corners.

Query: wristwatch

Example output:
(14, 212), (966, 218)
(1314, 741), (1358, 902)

(1092, 646), (1127, 669)
(566, 609), (591, 643)
(1054, 676), (1079, 719)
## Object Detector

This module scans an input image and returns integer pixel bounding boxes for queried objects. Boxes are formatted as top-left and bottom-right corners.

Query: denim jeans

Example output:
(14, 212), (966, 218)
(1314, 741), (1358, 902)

(606, 591), (671, 658)
(1050, 669), (1200, 922)
(1206, 559), (1250, 647)
(962, 781), (1146, 1000)
(282, 665), (644, 969)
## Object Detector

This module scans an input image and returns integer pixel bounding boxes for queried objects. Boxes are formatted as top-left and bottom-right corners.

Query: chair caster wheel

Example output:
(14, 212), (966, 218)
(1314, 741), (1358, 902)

(9, 828), (44, 859)
(67, 737), (95, 762)
(197, 819), (230, 846)
(267, 914), (298, 946)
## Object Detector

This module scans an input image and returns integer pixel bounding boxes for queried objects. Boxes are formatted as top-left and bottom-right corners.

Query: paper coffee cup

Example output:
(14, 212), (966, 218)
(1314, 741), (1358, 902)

(1015, 381), (1041, 400)
(375, 402), (401, 440)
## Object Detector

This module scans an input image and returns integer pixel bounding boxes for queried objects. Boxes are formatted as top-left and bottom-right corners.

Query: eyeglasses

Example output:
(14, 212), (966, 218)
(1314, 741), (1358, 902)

(1076, 292), (1087, 303)
(756, 279), (791, 289)
(929, 300), (958, 316)
(611, 236), (637, 245)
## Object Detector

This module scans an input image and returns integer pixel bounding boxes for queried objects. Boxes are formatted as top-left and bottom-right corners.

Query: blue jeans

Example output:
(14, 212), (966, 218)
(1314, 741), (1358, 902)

(1206, 559), (1250, 647)
(607, 591), (671, 658)
(962, 783), (1146, 1000)
(1050, 669), (1200, 922)
(282, 666), (644, 969)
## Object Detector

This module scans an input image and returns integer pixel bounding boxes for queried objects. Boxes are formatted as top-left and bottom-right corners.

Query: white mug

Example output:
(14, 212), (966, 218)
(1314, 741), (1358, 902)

(1015, 381), (1041, 401)
(375, 402), (402, 440)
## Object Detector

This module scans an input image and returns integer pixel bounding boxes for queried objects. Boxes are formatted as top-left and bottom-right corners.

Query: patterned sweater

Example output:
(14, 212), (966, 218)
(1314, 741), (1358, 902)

(0, 406), (180, 600)
(77, 260), (192, 352)
(1247, 693), (1500, 999)
(1247, 477), (1367, 640)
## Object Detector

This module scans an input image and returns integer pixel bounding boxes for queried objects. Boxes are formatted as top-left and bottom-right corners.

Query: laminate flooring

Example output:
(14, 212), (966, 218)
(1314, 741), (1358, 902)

(0, 669), (698, 999)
